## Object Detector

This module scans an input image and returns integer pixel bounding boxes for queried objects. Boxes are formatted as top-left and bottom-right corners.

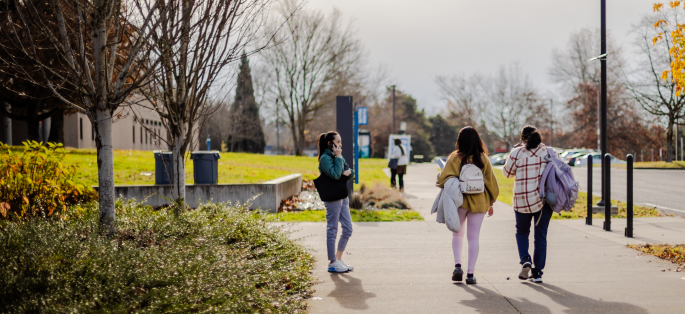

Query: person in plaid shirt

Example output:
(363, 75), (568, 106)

(502, 125), (558, 284)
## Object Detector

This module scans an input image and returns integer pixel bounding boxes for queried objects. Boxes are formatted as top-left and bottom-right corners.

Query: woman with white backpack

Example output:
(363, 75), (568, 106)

(437, 127), (499, 284)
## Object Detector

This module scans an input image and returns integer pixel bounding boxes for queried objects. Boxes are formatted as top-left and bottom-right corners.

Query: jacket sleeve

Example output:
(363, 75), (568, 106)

(483, 155), (500, 205)
(437, 154), (461, 188)
(320, 155), (344, 180)
(390, 145), (402, 159)
(502, 148), (520, 178)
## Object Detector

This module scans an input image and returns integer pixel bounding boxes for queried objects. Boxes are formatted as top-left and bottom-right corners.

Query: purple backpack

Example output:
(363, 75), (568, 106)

(539, 148), (580, 213)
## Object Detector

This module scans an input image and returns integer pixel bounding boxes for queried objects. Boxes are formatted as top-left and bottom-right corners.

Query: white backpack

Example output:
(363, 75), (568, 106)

(459, 163), (485, 194)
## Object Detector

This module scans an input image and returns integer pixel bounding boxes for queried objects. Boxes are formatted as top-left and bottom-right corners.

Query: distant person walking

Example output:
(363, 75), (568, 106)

(389, 138), (409, 192)
(437, 127), (499, 284)
(503, 125), (559, 284)
(317, 131), (355, 273)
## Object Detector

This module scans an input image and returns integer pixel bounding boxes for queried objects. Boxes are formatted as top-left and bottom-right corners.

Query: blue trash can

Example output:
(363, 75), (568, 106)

(154, 151), (174, 185)
(190, 151), (221, 184)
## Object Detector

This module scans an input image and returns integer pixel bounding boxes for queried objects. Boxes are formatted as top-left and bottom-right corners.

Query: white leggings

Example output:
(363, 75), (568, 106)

(452, 207), (486, 274)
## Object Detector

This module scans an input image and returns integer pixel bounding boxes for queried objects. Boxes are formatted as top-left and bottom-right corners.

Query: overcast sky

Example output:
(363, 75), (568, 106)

(305, 0), (652, 114)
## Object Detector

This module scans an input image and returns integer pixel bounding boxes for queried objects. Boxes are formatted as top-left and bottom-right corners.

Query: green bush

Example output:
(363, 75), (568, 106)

(0, 200), (315, 313)
(0, 141), (97, 220)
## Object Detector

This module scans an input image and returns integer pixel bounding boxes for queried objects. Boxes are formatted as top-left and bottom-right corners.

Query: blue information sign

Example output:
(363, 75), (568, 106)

(358, 107), (368, 125)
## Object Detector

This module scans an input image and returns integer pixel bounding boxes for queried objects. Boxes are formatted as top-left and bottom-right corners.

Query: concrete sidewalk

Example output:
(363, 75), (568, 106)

(284, 163), (685, 313)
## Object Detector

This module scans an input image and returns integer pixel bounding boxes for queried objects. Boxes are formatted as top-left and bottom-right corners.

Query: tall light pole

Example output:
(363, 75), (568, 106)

(550, 99), (553, 147)
(599, 0), (608, 207)
(276, 98), (280, 155)
(391, 85), (396, 134)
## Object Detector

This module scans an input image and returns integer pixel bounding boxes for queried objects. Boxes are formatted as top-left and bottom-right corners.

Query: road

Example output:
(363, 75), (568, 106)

(572, 166), (685, 216)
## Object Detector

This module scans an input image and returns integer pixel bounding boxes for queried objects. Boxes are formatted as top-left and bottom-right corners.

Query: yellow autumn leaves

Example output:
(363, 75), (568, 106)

(653, 2), (685, 96)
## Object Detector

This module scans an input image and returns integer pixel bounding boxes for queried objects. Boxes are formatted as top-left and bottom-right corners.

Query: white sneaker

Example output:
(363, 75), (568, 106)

(339, 260), (354, 271)
(328, 260), (349, 273)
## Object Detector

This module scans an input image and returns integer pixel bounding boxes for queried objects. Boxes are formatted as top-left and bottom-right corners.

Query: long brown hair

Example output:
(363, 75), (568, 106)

(318, 131), (339, 161)
(450, 126), (488, 170)
(394, 138), (405, 156)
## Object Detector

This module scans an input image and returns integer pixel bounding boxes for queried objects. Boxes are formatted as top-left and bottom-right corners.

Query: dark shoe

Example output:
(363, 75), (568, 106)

(519, 261), (531, 280)
(452, 264), (463, 281)
(465, 274), (477, 284)
(529, 269), (543, 283)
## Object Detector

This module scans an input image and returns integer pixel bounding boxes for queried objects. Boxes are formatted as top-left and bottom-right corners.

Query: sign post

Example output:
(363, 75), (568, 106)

(354, 109), (359, 184)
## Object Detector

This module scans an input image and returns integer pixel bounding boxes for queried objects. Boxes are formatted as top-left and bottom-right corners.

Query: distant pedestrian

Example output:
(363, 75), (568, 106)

(502, 125), (560, 284)
(389, 138), (409, 192)
(317, 131), (355, 273)
(437, 127), (499, 284)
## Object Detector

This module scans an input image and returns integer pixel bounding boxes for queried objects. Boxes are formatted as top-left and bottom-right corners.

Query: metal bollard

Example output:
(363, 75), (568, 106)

(603, 154), (611, 232)
(626, 155), (634, 237)
(586, 155), (593, 225)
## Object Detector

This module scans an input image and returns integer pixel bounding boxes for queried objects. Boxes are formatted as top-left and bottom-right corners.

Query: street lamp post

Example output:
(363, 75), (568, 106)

(599, 0), (608, 208)
(391, 85), (396, 134)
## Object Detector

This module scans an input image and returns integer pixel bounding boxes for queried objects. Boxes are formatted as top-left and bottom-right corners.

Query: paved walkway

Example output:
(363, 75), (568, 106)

(284, 163), (685, 313)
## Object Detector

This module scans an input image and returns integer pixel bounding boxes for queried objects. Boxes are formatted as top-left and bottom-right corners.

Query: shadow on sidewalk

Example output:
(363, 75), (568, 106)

(459, 284), (552, 313)
(327, 273), (377, 310)
(525, 283), (648, 313)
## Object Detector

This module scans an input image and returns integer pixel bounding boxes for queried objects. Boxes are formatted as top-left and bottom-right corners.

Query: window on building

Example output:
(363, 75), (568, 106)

(140, 127), (143, 143)
(79, 118), (83, 140)
(145, 130), (148, 144)
(132, 126), (135, 143)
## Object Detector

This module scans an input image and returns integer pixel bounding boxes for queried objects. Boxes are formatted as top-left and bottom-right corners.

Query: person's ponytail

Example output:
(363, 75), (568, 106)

(520, 125), (542, 150)
(318, 131), (339, 161)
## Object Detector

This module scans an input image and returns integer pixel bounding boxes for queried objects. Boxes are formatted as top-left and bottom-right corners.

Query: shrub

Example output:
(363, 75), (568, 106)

(0, 200), (315, 313)
(359, 182), (410, 210)
(0, 141), (97, 220)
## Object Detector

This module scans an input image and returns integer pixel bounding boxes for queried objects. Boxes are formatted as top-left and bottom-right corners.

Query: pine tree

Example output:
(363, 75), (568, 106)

(226, 52), (266, 153)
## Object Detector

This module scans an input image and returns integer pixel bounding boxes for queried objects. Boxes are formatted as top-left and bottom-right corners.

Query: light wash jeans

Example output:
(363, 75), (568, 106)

(325, 197), (353, 261)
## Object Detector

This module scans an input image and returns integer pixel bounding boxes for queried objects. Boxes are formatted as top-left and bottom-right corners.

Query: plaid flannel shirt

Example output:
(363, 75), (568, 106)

(502, 144), (554, 213)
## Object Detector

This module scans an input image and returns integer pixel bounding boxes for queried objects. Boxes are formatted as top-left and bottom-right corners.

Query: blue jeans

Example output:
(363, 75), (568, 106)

(325, 197), (353, 261)
(515, 204), (553, 273)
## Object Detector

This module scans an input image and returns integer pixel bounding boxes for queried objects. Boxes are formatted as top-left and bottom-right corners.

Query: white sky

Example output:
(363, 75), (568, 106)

(305, 0), (652, 114)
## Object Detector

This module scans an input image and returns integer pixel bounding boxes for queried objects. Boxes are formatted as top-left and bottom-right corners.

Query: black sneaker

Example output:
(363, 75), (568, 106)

(452, 264), (464, 281)
(519, 261), (532, 280)
(465, 273), (477, 284)
(529, 269), (543, 283)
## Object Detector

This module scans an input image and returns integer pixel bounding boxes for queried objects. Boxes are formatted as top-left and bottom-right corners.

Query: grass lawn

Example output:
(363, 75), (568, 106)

(10, 147), (389, 188)
(272, 209), (424, 222)
(613, 161), (685, 169)
(493, 169), (660, 219)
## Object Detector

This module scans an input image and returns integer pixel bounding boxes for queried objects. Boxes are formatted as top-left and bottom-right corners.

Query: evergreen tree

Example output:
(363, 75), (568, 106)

(226, 52), (266, 153)
(428, 115), (459, 156)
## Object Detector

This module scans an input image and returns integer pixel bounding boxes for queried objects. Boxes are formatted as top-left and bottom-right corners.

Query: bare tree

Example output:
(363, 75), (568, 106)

(1, 0), (163, 233)
(140, 0), (273, 212)
(624, 10), (685, 162)
(434, 73), (485, 126)
(483, 63), (543, 149)
(260, 0), (363, 155)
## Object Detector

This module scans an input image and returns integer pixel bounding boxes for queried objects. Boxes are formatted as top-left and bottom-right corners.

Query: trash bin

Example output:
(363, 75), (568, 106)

(190, 151), (221, 184)
(154, 151), (174, 185)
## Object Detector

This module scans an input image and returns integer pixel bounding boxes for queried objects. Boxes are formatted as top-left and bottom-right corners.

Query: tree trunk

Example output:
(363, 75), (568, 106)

(95, 107), (116, 235)
(48, 108), (64, 143)
(666, 117), (674, 162)
(172, 128), (186, 215)
(25, 102), (40, 142)
(290, 123), (301, 156)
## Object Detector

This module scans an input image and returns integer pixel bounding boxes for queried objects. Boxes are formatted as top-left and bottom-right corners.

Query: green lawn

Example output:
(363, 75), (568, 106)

(17, 147), (389, 188)
(613, 161), (685, 169)
(272, 209), (423, 222)
(493, 168), (660, 219)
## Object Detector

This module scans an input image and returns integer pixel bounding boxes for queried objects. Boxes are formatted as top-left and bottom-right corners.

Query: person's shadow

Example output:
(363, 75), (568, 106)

(459, 284), (552, 313)
(327, 273), (377, 310)
(524, 283), (648, 313)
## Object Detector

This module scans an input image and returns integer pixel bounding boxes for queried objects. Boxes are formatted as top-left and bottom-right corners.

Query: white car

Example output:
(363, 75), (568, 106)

(575, 153), (626, 167)
(489, 153), (506, 166)
(560, 149), (596, 163)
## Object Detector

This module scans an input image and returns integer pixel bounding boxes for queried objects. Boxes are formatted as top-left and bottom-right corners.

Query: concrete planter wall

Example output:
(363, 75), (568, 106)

(94, 174), (302, 213)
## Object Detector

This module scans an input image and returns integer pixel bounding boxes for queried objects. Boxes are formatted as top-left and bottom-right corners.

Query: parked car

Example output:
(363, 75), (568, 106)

(575, 153), (626, 167)
(489, 153), (506, 166)
(560, 149), (596, 163)
(567, 152), (590, 167)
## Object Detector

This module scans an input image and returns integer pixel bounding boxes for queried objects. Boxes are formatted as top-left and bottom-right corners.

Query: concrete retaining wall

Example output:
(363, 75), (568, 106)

(95, 174), (302, 213)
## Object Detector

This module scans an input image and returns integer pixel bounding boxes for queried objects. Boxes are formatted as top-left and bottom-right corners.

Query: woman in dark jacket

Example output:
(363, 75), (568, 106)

(318, 131), (355, 273)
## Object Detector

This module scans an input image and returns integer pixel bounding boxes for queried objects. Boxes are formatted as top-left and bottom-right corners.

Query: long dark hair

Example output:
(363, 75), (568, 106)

(520, 125), (542, 150)
(394, 138), (405, 155)
(451, 126), (488, 170)
(318, 131), (339, 161)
